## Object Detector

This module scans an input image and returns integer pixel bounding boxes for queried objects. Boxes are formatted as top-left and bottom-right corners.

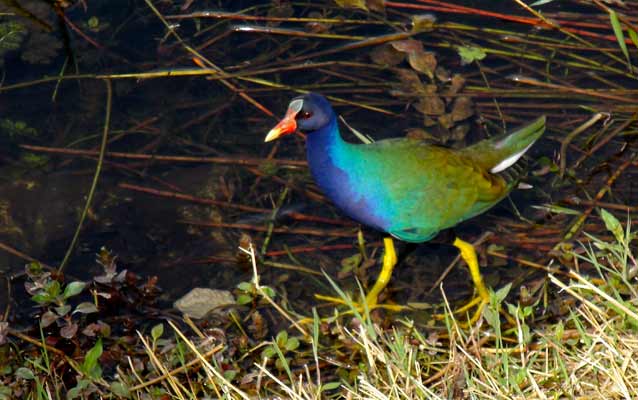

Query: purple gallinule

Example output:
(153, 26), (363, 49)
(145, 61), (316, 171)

(266, 93), (545, 320)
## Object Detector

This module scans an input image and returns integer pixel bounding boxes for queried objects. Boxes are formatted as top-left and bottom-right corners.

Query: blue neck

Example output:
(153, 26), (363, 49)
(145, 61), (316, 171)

(306, 116), (347, 188)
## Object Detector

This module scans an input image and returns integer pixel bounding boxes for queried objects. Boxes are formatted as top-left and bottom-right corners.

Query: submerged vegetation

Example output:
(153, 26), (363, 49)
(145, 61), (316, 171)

(1, 0), (638, 398)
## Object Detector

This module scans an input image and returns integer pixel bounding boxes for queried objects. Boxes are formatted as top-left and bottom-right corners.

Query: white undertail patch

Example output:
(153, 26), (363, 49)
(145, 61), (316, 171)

(490, 142), (534, 173)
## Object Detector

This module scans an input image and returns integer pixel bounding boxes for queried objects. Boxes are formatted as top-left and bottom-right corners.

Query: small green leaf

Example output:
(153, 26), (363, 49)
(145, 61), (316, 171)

(54, 305), (71, 316)
(261, 286), (276, 298)
(493, 282), (512, 304)
(628, 28), (638, 50)
(82, 338), (103, 380)
(223, 370), (238, 381)
(483, 306), (499, 330)
(285, 337), (299, 352)
(74, 302), (98, 314)
(236, 281), (253, 292)
(47, 280), (61, 298)
(261, 346), (276, 358)
(457, 46), (486, 65)
(31, 293), (51, 304)
(109, 382), (130, 398)
(322, 381), (342, 391)
(275, 330), (288, 347)
(151, 323), (164, 341)
(601, 209), (624, 243)
(15, 367), (35, 380)
(236, 294), (252, 305)
(63, 281), (86, 299)
(609, 9), (632, 70)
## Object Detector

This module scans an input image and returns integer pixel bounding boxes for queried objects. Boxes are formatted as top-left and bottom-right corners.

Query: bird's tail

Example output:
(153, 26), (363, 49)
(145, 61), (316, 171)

(459, 116), (546, 174)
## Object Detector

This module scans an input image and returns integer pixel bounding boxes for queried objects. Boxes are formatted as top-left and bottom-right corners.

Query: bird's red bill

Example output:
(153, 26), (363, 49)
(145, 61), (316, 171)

(265, 100), (302, 142)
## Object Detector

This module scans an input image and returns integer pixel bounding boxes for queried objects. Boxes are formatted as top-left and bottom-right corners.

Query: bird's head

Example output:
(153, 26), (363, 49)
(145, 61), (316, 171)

(265, 93), (334, 142)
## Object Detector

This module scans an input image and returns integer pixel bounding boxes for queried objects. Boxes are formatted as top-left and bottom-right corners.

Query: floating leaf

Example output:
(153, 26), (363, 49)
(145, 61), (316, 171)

(370, 44), (405, 66)
(407, 51), (437, 78)
(366, 0), (385, 12)
(444, 74), (466, 97)
(411, 14), (436, 33)
(391, 39), (423, 53)
(450, 96), (474, 122)
(414, 96), (445, 115)
(457, 46), (486, 65)
(334, 0), (367, 10)
(395, 69), (425, 94)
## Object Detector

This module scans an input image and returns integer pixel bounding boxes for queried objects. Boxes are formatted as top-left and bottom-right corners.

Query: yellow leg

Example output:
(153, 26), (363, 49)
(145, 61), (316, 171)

(365, 237), (397, 309)
(451, 237), (490, 324)
(315, 237), (404, 312)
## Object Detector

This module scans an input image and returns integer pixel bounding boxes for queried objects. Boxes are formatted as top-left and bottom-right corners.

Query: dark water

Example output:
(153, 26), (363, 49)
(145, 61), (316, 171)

(1, 0), (635, 322)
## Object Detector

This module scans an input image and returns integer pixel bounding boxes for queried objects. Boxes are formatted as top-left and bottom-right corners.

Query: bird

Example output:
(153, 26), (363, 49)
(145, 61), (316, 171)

(265, 92), (545, 321)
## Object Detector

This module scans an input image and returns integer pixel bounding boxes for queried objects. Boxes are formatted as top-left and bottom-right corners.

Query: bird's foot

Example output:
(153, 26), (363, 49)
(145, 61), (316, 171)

(314, 292), (407, 314)
(312, 237), (406, 316)
(434, 291), (489, 326)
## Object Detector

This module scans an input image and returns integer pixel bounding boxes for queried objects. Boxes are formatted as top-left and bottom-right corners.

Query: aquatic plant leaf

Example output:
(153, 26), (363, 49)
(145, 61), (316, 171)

(414, 96), (445, 115)
(445, 74), (466, 97)
(40, 311), (58, 327)
(407, 51), (437, 78)
(63, 281), (86, 299)
(411, 14), (436, 33)
(74, 302), (98, 314)
(457, 45), (486, 65)
(391, 39), (423, 53)
(60, 321), (79, 339)
(370, 44), (405, 66)
(395, 69), (425, 94)
(609, 9), (632, 70)
(450, 96), (474, 122)
(628, 28), (638, 50)
(334, 0), (367, 10)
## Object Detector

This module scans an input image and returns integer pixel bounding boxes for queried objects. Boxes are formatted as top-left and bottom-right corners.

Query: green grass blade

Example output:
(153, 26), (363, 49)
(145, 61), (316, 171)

(628, 28), (638, 50)
(609, 9), (632, 71)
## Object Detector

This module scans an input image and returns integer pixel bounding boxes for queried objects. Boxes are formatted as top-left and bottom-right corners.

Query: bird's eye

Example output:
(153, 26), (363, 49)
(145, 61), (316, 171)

(299, 110), (313, 119)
